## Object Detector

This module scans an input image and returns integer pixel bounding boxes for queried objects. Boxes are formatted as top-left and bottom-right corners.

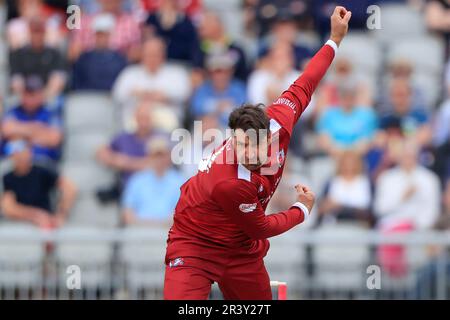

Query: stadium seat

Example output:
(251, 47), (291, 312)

(265, 230), (307, 290)
(67, 193), (120, 228)
(0, 223), (46, 291)
(0, 70), (7, 97)
(119, 226), (168, 297)
(307, 157), (336, 195)
(61, 163), (114, 193)
(63, 132), (112, 164)
(54, 226), (114, 291)
(0, 34), (6, 67)
(413, 73), (443, 108)
(0, 35), (7, 96)
(202, 0), (244, 41)
(405, 231), (433, 271)
(64, 92), (118, 134)
(372, 4), (426, 44)
(387, 36), (444, 77)
(0, 158), (13, 193)
(337, 32), (382, 79)
(311, 223), (371, 293)
(61, 162), (119, 228)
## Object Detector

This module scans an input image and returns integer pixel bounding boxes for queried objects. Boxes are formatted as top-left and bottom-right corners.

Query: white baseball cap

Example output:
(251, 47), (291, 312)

(92, 13), (116, 33)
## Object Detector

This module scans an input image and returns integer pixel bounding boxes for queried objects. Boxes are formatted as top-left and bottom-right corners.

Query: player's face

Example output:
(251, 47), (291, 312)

(234, 128), (271, 171)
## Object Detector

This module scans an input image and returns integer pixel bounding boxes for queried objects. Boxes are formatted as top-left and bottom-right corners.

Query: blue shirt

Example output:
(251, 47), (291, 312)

(146, 13), (200, 63)
(72, 49), (127, 91)
(380, 109), (428, 136)
(110, 132), (154, 186)
(122, 168), (185, 221)
(191, 80), (247, 126)
(317, 106), (378, 148)
(3, 106), (62, 161)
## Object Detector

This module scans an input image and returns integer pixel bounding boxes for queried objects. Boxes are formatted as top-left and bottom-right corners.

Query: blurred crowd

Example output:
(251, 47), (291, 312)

(0, 0), (449, 267)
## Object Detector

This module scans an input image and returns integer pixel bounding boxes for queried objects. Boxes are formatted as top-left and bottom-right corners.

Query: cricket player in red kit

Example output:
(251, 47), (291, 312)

(164, 7), (352, 300)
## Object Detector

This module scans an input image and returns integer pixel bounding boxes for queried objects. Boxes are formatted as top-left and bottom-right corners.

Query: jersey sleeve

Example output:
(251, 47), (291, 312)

(211, 179), (306, 240)
(267, 41), (337, 136)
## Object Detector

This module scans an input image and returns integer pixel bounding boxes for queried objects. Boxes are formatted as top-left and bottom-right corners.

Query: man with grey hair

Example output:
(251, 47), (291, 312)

(121, 134), (185, 226)
(112, 37), (191, 129)
(191, 51), (247, 129)
(193, 10), (248, 82)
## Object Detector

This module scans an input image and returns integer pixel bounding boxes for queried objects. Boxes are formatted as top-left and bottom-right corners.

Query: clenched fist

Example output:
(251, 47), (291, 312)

(295, 184), (315, 213)
(330, 6), (352, 47)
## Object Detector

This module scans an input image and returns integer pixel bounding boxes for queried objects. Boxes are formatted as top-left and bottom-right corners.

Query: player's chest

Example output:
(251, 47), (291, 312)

(254, 169), (284, 208)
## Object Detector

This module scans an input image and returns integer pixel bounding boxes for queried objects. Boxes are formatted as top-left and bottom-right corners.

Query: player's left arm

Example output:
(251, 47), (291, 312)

(267, 6), (352, 135)
(212, 179), (315, 240)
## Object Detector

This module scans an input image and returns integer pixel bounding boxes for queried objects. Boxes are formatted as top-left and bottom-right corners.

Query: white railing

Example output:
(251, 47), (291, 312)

(0, 224), (449, 300)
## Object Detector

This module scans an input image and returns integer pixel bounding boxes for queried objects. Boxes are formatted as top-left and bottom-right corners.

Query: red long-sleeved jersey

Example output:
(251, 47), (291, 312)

(166, 42), (336, 263)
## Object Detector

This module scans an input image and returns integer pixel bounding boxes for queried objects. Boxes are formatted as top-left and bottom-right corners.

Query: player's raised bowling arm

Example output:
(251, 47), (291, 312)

(268, 6), (352, 133)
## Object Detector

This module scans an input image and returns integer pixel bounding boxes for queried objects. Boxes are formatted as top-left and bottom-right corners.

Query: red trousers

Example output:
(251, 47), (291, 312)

(164, 256), (272, 300)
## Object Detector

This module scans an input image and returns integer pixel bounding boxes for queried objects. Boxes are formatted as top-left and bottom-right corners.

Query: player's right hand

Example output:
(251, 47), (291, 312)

(330, 6), (352, 47)
(295, 184), (315, 213)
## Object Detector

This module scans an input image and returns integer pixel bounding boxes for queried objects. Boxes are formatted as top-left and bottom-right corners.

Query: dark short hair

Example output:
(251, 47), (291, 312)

(228, 104), (270, 133)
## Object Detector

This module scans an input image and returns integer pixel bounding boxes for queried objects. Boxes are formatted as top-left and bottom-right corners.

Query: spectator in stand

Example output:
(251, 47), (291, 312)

(379, 79), (432, 148)
(432, 137), (450, 188)
(72, 14), (128, 91)
(69, 0), (142, 62)
(378, 58), (428, 113)
(1, 75), (62, 163)
(73, 0), (141, 15)
(191, 52), (247, 129)
(193, 11), (248, 83)
(248, 41), (299, 106)
(425, 0), (450, 58)
(112, 37), (190, 128)
(317, 150), (374, 227)
(254, 0), (312, 37)
(415, 179), (450, 299)
(6, 0), (67, 50)
(144, 0), (200, 64)
(141, 0), (202, 18)
(432, 62), (450, 186)
(0, 140), (76, 229)
(9, 18), (67, 103)
(366, 117), (405, 181)
(0, 97), (3, 158)
(257, 14), (312, 71)
(374, 140), (441, 277)
(121, 134), (185, 227)
(433, 62), (450, 147)
(434, 101), (450, 148)
(316, 57), (373, 117)
(316, 79), (378, 158)
(96, 103), (159, 201)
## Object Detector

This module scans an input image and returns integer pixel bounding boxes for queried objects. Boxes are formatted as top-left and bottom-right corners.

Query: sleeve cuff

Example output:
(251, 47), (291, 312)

(291, 202), (310, 221)
(325, 39), (338, 54)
